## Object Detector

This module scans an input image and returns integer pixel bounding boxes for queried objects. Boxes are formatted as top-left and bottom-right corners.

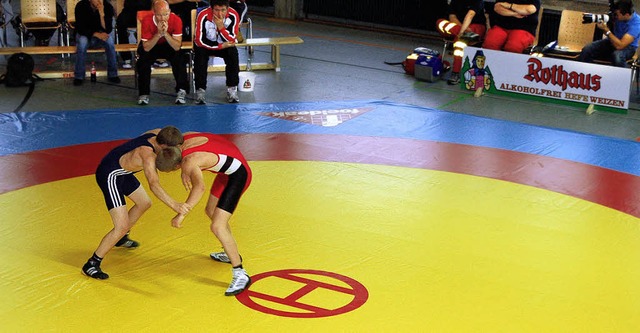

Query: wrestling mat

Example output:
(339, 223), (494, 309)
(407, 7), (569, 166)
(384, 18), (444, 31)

(1, 100), (639, 331)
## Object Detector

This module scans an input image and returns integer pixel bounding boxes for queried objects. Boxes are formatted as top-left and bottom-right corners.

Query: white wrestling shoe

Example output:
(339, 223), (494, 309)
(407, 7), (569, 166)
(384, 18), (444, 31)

(210, 251), (231, 263)
(225, 267), (251, 296)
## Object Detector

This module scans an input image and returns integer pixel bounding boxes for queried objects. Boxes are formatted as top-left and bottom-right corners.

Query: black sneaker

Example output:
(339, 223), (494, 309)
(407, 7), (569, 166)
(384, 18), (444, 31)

(82, 261), (109, 280)
(108, 76), (121, 84)
(115, 234), (139, 248)
(73, 78), (83, 86)
(447, 72), (460, 85)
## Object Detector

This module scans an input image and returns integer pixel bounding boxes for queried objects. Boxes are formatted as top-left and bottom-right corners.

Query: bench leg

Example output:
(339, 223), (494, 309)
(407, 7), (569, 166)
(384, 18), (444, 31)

(272, 45), (281, 72)
(189, 50), (195, 96)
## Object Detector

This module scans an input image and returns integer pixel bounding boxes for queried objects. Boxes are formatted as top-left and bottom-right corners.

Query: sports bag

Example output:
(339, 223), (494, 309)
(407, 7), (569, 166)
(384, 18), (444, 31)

(0, 52), (38, 87)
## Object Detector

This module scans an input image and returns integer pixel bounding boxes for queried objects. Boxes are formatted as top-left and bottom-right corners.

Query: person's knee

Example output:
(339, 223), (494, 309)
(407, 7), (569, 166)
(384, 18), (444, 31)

(482, 39), (501, 50)
(113, 224), (130, 235)
(209, 220), (226, 236)
(76, 36), (89, 50)
(104, 39), (116, 51)
(136, 197), (152, 211)
(582, 43), (595, 54)
(503, 41), (527, 54)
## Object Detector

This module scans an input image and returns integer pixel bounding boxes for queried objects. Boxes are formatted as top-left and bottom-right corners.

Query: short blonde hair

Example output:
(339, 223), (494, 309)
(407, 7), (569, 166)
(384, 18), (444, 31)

(156, 146), (182, 172)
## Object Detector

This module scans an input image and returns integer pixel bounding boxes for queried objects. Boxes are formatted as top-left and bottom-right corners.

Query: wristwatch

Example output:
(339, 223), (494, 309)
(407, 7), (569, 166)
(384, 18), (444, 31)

(606, 31), (612, 37)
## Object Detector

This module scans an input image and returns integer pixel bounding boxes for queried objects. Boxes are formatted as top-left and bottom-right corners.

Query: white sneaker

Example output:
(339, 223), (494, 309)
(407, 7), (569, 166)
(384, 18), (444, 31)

(226, 86), (239, 103)
(210, 251), (231, 263)
(137, 95), (149, 105)
(225, 268), (251, 296)
(154, 60), (170, 68)
(195, 88), (206, 105)
(175, 89), (186, 104)
(122, 60), (132, 69)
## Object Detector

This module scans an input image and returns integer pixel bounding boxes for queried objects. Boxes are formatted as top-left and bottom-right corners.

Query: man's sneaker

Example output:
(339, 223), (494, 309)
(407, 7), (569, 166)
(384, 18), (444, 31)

(226, 86), (239, 103)
(195, 88), (206, 105)
(225, 268), (251, 296)
(210, 251), (231, 263)
(108, 76), (121, 84)
(122, 60), (132, 69)
(210, 251), (243, 263)
(137, 95), (150, 106)
(154, 60), (170, 68)
(460, 31), (481, 45)
(447, 72), (460, 85)
(115, 234), (139, 248)
(82, 261), (109, 280)
(175, 89), (187, 104)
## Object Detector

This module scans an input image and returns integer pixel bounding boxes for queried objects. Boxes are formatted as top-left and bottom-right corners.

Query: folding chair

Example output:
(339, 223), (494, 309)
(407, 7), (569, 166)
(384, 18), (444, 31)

(0, 1), (7, 47)
(19, 0), (62, 47)
(64, 0), (81, 47)
(629, 46), (640, 94)
(544, 9), (596, 59)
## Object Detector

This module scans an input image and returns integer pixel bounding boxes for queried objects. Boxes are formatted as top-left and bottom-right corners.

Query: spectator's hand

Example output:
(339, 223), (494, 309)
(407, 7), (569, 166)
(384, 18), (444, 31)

(94, 32), (109, 41)
(221, 41), (236, 49)
(158, 21), (168, 37)
(96, 0), (104, 16)
(213, 13), (225, 30)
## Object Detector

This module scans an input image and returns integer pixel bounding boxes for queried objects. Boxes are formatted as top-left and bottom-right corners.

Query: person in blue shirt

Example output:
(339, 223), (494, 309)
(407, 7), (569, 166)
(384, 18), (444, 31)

(578, 0), (640, 67)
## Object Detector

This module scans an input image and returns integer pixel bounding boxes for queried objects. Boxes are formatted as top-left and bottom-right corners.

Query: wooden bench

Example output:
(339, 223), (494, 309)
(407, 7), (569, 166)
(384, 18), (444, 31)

(0, 36), (304, 79)
(0, 44), (139, 55)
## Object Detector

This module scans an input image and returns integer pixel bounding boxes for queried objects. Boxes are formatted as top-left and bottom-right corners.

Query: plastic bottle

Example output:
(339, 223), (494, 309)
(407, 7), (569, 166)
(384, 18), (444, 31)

(90, 62), (97, 83)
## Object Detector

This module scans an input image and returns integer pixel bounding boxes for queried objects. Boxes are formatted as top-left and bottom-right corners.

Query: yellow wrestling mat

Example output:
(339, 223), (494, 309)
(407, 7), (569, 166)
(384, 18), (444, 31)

(1, 161), (639, 331)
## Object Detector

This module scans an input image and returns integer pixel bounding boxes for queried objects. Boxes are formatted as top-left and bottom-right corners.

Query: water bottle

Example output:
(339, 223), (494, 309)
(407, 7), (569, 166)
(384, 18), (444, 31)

(90, 62), (97, 83)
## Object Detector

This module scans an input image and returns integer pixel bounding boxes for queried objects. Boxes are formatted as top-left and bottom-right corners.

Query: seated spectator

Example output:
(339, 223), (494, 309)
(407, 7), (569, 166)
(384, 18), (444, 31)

(482, 0), (540, 54)
(73, 0), (120, 85)
(193, 0), (241, 104)
(116, 0), (152, 69)
(168, 0), (202, 41)
(578, 0), (640, 67)
(136, 0), (188, 105)
(436, 0), (486, 85)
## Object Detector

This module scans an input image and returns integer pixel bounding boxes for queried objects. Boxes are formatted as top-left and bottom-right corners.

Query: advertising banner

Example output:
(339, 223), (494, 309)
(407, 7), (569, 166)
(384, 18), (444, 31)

(460, 47), (631, 110)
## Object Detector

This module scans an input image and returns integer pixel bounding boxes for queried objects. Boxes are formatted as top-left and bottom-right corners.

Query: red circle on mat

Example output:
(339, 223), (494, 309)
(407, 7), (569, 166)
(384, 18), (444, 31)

(235, 269), (369, 318)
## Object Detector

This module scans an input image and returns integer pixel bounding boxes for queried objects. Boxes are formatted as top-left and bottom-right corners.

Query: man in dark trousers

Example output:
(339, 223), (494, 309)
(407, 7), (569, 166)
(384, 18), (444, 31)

(192, 0), (241, 104)
(115, 0), (152, 69)
(73, 0), (121, 85)
(136, 0), (189, 105)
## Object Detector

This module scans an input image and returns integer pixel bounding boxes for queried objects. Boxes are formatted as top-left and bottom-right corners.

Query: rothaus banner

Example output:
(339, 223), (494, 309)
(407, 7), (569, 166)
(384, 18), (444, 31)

(460, 46), (631, 110)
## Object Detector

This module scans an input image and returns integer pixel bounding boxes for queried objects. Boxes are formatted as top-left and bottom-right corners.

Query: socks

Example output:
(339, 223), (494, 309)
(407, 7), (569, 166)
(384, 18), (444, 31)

(83, 252), (109, 280)
(89, 252), (103, 265)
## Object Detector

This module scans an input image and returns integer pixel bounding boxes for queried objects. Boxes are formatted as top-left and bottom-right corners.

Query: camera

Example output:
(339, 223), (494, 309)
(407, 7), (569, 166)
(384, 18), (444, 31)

(582, 13), (610, 24)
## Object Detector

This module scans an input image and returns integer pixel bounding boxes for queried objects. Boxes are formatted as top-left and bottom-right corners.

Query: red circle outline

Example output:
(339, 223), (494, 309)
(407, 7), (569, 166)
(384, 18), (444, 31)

(235, 269), (369, 318)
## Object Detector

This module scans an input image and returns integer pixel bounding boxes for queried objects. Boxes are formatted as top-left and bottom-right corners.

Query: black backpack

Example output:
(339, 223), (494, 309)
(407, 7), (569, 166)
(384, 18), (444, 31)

(1, 53), (46, 112)
(0, 52), (39, 87)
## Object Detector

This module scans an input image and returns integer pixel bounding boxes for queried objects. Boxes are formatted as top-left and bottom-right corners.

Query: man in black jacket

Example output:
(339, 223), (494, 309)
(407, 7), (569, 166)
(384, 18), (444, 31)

(73, 0), (121, 86)
(116, 0), (152, 69)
